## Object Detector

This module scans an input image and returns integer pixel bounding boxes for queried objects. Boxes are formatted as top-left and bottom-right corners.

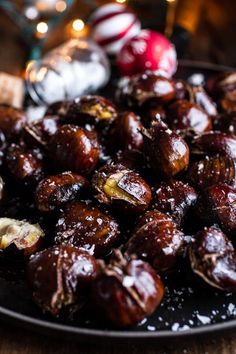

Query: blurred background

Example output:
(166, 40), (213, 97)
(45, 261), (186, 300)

(0, 0), (235, 78)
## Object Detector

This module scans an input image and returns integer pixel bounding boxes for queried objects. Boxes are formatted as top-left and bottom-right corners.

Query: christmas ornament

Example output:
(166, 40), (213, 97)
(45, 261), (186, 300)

(89, 3), (141, 56)
(117, 29), (177, 77)
(25, 38), (110, 105)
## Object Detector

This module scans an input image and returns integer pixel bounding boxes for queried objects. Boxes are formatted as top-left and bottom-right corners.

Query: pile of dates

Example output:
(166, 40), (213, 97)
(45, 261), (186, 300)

(0, 70), (236, 328)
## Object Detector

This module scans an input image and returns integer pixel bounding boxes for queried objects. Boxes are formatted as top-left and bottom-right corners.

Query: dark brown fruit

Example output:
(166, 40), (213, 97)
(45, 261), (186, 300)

(167, 100), (212, 137)
(125, 211), (184, 272)
(6, 143), (44, 186)
(24, 115), (60, 147)
(0, 104), (26, 139)
(45, 100), (70, 117)
(55, 201), (120, 257)
(49, 125), (100, 175)
(27, 245), (98, 316)
(214, 112), (236, 134)
(191, 132), (236, 159)
(117, 72), (175, 107)
(152, 180), (197, 226)
(189, 226), (236, 292)
(142, 121), (189, 179)
(92, 164), (151, 214)
(64, 95), (117, 128)
(111, 111), (143, 152)
(91, 250), (164, 327)
(35, 172), (88, 212)
(195, 183), (236, 236)
(187, 155), (236, 190)
(0, 217), (44, 256)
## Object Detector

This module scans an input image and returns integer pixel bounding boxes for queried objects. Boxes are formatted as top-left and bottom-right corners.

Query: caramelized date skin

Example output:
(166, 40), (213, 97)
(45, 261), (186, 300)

(92, 164), (151, 214)
(55, 201), (120, 257)
(191, 132), (236, 159)
(126, 211), (184, 272)
(27, 245), (98, 317)
(117, 72), (175, 107)
(167, 100), (212, 137)
(24, 115), (60, 147)
(6, 144), (44, 186)
(0, 104), (26, 139)
(49, 125), (100, 175)
(195, 184), (236, 236)
(214, 112), (236, 134)
(111, 111), (144, 152)
(64, 96), (117, 128)
(91, 250), (164, 327)
(142, 121), (189, 179)
(152, 180), (197, 226)
(35, 172), (88, 212)
(187, 155), (236, 190)
(189, 226), (236, 292)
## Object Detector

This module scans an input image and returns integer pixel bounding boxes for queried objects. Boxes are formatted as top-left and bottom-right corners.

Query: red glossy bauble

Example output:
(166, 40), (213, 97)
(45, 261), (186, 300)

(117, 29), (177, 77)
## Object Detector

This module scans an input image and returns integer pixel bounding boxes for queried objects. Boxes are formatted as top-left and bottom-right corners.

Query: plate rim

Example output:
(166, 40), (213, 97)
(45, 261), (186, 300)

(0, 60), (236, 340)
(0, 305), (236, 339)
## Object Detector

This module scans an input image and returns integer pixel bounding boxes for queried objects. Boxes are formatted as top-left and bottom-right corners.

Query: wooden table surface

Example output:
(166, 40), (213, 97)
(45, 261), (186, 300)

(0, 7), (236, 354)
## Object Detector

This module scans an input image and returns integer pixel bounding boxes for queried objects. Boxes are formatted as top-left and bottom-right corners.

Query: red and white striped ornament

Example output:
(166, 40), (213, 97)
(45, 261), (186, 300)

(89, 3), (141, 55)
(117, 30), (177, 77)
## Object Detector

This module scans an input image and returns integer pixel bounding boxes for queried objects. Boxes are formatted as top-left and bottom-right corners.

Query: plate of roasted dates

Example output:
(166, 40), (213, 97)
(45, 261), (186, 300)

(0, 61), (236, 340)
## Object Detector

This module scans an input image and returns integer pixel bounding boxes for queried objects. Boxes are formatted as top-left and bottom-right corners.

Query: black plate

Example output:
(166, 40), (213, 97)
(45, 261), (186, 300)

(0, 61), (236, 341)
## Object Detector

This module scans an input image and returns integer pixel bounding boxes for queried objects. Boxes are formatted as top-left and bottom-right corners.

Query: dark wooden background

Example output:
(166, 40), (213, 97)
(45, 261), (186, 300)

(0, 5), (236, 353)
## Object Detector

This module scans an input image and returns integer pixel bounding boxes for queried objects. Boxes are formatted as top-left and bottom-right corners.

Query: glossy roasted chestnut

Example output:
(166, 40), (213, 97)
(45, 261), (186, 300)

(0, 104), (26, 139)
(24, 115), (60, 147)
(6, 143), (44, 186)
(49, 125), (100, 175)
(55, 201), (120, 257)
(167, 100), (212, 138)
(195, 183), (236, 236)
(0, 129), (7, 168)
(63, 95), (117, 129)
(152, 180), (197, 226)
(189, 226), (236, 292)
(0, 176), (5, 203)
(117, 72), (175, 107)
(35, 171), (88, 212)
(187, 155), (236, 190)
(110, 111), (143, 152)
(92, 163), (151, 214)
(208, 72), (236, 99)
(125, 210), (184, 272)
(142, 103), (166, 127)
(142, 121), (189, 179)
(91, 249), (164, 327)
(45, 100), (70, 117)
(27, 244), (98, 316)
(191, 131), (236, 159)
(0, 217), (44, 256)
(214, 112), (236, 134)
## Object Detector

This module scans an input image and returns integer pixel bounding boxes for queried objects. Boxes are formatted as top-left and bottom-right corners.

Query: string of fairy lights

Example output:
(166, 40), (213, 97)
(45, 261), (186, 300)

(0, 0), (177, 60)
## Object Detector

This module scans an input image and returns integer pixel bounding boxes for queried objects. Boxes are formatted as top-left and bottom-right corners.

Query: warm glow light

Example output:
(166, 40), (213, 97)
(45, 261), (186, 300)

(72, 19), (85, 32)
(36, 22), (48, 34)
(24, 6), (38, 20)
(166, 0), (176, 2)
(55, 0), (67, 12)
(116, 0), (127, 3)
(25, 60), (35, 72)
